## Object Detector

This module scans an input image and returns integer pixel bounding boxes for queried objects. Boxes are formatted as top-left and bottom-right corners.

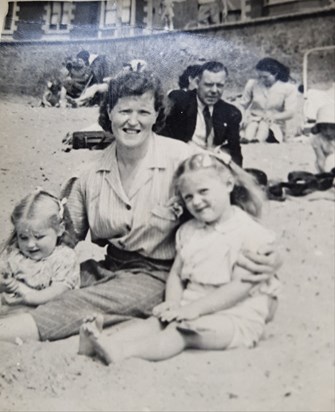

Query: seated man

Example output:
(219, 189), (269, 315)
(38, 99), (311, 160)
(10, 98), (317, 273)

(161, 61), (243, 166)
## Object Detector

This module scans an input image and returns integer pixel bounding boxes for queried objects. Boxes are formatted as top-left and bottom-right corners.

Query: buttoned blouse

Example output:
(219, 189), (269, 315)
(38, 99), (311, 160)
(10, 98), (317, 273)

(66, 134), (191, 261)
(240, 79), (297, 120)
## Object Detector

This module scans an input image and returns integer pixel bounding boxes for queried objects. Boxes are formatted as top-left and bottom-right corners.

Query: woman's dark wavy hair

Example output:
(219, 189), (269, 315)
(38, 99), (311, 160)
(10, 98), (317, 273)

(178, 65), (201, 89)
(98, 70), (166, 134)
(256, 57), (290, 82)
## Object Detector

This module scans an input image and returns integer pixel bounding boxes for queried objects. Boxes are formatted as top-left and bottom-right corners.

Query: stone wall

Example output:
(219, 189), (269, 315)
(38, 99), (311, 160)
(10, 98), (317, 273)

(0, 9), (334, 98)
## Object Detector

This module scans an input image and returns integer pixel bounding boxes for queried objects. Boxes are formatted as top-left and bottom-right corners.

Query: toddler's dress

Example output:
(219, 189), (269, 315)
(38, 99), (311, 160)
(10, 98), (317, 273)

(0, 244), (80, 293)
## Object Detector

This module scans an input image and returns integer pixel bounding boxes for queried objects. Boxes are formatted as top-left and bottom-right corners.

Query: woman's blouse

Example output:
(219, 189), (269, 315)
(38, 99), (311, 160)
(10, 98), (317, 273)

(176, 206), (280, 297)
(240, 79), (297, 120)
(0, 244), (80, 290)
(66, 134), (191, 261)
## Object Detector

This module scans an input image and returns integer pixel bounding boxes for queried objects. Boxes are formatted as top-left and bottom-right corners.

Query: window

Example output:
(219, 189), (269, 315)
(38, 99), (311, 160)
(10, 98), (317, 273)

(102, 0), (131, 27)
(45, 1), (73, 32)
(3, 1), (18, 34)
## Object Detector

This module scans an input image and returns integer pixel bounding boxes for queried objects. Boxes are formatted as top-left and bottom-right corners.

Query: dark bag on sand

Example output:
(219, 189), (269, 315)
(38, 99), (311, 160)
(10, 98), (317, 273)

(72, 131), (114, 150)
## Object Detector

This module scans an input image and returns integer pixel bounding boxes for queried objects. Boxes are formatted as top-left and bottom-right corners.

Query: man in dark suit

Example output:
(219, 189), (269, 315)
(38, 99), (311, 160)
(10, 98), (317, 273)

(162, 61), (243, 166)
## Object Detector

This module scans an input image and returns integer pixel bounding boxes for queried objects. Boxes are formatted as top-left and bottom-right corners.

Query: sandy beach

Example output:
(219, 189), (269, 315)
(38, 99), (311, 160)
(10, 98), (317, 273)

(0, 96), (334, 412)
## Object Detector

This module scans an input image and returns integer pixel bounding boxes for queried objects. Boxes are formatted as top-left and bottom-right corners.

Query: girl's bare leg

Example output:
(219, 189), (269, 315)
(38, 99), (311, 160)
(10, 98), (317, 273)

(0, 313), (40, 342)
(80, 316), (236, 364)
(256, 121), (270, 142)
(78, 316), (164, 363)
(109, 316), (164, 342)
(116, 316), (236, 361)
(244, 121), (259, 141)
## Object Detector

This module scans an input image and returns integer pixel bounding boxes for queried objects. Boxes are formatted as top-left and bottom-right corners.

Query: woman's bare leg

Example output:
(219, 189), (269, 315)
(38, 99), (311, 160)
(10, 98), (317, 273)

(0, 313), (40, 342)
(256, 121), (270, 142)
(244, 121), (259, 141)
(79, 316), (236, 364)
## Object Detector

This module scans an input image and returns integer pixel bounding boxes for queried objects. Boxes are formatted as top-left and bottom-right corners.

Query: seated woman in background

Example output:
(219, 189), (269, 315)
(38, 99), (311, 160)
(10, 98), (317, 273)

(239, 57), (298, 143)
(176, 65), (201, 92)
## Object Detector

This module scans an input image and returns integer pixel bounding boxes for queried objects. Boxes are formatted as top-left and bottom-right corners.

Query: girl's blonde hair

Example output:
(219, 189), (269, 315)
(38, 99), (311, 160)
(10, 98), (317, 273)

(174, 150), (265, 218)
(1, 188), (77, 254)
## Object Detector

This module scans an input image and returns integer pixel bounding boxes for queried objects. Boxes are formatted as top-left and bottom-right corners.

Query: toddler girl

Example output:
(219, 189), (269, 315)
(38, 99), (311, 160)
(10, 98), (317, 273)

(78, 151), (281, 363)
(0, 188), (80, 309)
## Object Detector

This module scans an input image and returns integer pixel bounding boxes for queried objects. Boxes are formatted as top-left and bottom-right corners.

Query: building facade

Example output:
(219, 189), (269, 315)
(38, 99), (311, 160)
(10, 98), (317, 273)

(1, 0), (334, 42)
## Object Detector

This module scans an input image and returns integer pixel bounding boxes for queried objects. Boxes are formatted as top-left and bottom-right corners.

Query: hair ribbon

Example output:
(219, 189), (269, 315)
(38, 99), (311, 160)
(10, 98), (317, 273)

(212, 147), (232, 167)
(58, 198), (67, 219)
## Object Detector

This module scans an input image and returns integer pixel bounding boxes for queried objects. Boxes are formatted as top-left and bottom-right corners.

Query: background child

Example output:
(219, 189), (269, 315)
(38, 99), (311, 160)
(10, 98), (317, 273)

(78, 150), (281, 364)
(41, 78), (62, 108)
(310, 104), (335, 173)
(0, 188), (80, 309)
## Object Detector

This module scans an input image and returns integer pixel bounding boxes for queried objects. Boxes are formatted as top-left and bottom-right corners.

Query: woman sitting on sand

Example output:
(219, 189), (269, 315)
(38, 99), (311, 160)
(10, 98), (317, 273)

(239, 57), (298, 143)
(0, 70), (282, 343)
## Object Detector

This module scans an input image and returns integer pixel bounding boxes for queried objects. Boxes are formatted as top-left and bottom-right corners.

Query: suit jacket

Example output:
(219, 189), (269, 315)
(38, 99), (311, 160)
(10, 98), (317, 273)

(161, 89), (243, 166)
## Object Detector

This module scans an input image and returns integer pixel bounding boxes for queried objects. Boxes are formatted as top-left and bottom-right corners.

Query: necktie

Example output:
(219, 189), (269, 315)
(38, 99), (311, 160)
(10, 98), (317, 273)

(203, 105), (213, 142)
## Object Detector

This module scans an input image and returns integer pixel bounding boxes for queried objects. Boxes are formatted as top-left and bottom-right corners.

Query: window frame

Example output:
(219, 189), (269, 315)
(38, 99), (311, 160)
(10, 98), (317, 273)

(43, 1), (74, 34)
(2, 1), (19, 35)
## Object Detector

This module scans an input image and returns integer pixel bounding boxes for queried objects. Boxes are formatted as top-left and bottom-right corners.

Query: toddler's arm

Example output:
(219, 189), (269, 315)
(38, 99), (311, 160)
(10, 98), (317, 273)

(3, 280), (70, 306)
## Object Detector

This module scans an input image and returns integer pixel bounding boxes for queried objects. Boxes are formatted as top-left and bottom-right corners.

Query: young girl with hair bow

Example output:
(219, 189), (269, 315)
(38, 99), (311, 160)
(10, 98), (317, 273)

(0, 188), (80, 308)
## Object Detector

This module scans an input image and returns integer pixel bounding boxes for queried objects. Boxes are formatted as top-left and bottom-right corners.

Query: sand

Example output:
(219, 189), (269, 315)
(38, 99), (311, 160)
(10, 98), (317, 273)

(0, 96), (334, 412)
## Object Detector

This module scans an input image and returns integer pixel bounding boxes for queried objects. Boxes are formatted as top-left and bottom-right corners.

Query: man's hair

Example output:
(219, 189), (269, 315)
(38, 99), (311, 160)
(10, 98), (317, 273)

(197, 61), (228, 79)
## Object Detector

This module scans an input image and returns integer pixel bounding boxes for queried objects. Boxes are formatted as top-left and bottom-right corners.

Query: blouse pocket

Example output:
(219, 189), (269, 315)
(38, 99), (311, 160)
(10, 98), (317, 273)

(149, 205), (180, 233)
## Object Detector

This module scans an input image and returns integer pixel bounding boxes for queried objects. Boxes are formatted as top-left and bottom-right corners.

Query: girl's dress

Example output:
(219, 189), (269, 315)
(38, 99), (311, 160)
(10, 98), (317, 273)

(240, 78), (298, 142)
(175, 206), (281, 349)
(0, 244), (80, 291)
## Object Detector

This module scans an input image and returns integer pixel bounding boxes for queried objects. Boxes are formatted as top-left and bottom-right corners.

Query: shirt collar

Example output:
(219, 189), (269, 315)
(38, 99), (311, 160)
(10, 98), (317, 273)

(198, 206), (242, 234)
(94, 133), (168, 172)
(197, 96), (214, 115)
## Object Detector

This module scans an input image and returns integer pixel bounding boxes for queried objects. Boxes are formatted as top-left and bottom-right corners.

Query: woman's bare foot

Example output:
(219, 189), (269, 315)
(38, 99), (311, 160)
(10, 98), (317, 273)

(78, 314), (104, 357)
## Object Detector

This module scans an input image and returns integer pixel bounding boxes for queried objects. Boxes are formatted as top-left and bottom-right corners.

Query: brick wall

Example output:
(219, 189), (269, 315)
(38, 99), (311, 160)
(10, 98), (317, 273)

(0, 9), (334, 98)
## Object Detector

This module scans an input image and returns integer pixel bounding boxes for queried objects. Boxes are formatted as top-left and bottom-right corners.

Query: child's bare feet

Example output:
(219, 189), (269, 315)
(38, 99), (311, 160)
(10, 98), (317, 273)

(78, 314), (124, 365)
(78, 314), (104, 357)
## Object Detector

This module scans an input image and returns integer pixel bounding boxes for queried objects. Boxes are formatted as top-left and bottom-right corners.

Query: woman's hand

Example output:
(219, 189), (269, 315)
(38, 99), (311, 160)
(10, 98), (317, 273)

(237, 243), (283, 283)
(262, 111), (275, 124)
